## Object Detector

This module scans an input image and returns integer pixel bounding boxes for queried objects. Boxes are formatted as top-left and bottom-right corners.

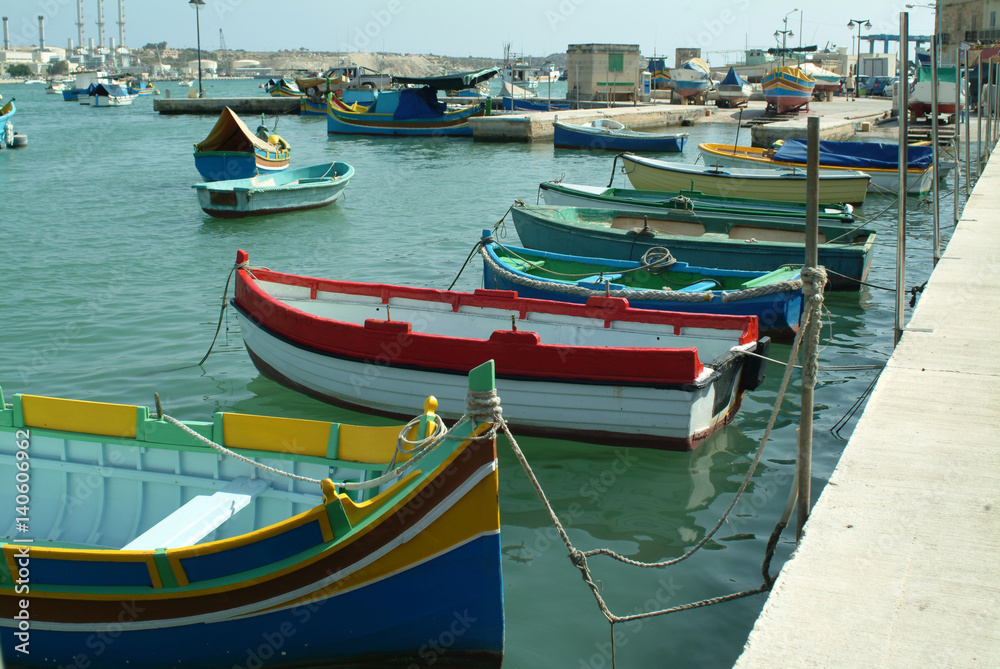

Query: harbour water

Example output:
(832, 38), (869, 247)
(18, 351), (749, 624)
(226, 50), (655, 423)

(0, 79), (962, 668)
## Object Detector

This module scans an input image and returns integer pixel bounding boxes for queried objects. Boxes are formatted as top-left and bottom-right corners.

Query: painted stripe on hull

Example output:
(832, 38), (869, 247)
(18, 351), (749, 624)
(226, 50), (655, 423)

(0, 535), (504, 669)
(236, 313), (743, 450)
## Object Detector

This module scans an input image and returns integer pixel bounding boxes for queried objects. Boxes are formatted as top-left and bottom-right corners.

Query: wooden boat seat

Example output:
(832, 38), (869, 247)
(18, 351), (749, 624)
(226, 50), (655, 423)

(676, 280), (719, 292)
(122, 476), (271, 550)
(609, 216), (705, 238)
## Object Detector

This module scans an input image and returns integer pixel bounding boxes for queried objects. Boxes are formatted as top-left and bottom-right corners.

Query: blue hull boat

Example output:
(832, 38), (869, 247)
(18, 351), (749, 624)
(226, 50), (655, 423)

(193, 107), (291, 181)
(553, 118), (687, 152)
(480, 232), (803, 336)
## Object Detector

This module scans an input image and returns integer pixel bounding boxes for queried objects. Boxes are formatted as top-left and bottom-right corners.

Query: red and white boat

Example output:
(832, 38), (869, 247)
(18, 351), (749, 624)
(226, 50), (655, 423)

(231, 251), (771, 450)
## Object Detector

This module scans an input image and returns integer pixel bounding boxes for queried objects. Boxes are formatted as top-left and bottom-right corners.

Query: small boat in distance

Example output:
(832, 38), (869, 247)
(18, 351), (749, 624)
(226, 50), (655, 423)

(620, 152), (870, 205)
(193, 107), (291, 181)
(193, 161), (354, 218)
(89, 83), (136, 107)
(553, 117), (688, 152)
(716, 67), (752, 108)
(232, 250), (770, 450)
(0, 364), (504, 668)
(762, 66), (816, 114)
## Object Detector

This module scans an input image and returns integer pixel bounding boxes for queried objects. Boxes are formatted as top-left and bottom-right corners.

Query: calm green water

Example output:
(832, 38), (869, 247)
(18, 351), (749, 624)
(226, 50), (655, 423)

(0, 80), (960, 668)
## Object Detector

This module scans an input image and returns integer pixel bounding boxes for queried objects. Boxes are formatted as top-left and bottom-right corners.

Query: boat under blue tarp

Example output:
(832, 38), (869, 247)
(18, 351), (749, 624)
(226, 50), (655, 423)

(392, 87), (446, 120)
(720, 67), (747, 87)
(773, 139), (934, 170)
(91, 83), (129, 97)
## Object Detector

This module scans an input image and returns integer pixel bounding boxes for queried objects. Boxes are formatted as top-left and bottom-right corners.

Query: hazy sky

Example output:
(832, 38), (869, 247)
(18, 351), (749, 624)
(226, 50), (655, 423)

(2, 0), (935, 65)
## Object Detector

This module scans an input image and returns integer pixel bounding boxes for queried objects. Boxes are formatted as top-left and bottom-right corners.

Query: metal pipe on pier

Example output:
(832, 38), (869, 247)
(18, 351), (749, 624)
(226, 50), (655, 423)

(955, 46), (962, 228)
(895, 12), (909, 347)
(978, 59), (983, 175)
(930, 33), (941, 266)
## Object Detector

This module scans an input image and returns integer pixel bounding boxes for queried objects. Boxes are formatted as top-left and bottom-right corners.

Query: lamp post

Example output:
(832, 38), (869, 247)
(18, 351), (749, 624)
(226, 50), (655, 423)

(189, 0), (205, 98)
(847, 18), (872, 82)
(774, 9), (798, 67)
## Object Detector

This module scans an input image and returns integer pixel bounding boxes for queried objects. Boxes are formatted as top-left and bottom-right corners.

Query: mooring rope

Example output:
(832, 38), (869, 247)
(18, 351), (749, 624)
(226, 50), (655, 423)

(197, 260), (269, 366)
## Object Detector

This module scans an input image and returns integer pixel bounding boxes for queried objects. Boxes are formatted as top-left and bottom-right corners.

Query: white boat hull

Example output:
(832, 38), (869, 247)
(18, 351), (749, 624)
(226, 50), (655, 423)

(92, 95), (136, 107)
(237, 315), (745, 445)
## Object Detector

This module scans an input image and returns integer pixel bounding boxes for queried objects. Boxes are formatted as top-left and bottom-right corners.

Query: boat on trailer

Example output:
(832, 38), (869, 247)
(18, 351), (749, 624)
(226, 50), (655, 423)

(0, 364), (504, 668)
(193, 161), (354, 218)
(231, 250), (770, 450)
(509, 203), (876, 291)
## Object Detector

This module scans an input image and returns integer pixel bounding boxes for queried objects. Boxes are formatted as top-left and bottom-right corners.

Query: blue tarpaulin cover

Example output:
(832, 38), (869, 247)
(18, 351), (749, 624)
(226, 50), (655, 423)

(392, 88), (447, 120)
(720, 67), (747, 87)
(773, 139), (934, 170)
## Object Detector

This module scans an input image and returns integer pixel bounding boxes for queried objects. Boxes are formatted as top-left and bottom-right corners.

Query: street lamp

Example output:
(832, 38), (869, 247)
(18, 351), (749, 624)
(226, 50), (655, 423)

(774, 9), (798, 67)
(847, 18), (872, 82)
(189, 0), (205, 98)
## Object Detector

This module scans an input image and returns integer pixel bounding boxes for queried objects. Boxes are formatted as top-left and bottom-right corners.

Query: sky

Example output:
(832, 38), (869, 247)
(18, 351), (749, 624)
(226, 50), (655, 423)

(1, 0), (936, 66)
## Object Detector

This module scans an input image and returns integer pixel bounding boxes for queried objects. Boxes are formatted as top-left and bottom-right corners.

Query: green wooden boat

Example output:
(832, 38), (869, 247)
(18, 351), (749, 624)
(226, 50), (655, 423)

(538, 181), (856, 223)
(509, 203), (876, 291)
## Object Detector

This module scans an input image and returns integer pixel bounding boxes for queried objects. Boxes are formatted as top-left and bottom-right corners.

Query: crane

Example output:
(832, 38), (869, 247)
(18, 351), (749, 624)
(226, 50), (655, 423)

(219, 29), (228, 75)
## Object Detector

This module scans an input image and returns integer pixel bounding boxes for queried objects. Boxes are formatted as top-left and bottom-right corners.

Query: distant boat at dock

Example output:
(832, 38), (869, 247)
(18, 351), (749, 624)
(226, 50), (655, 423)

(669, 57), (713, 104)
(553, 117), (688, 152)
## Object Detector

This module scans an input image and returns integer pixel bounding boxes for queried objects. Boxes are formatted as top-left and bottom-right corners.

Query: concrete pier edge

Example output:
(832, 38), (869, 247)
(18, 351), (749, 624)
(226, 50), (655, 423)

(734, 148), (1000, 666)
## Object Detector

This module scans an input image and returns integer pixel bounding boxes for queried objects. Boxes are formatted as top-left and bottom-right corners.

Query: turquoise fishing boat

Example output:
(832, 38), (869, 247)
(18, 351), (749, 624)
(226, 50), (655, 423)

(509, 203), (876, 291)
(193, 161), (353, 218)
(480, 231), (804, 336)
(0, 363), (504, 668)
(0, 100), (15, 149)
(326, 68), (498, 137)
(193, 107), (291, 182)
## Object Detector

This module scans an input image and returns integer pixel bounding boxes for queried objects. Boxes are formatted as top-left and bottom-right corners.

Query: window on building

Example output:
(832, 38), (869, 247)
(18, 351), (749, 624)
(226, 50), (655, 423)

(992, 11), (996, 28)
(608, 53), (624, 72)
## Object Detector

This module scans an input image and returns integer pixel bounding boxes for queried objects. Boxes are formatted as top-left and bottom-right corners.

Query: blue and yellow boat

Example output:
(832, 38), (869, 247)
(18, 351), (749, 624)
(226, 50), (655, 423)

(193, 107), (291, 181)
(0, 363), (504, 668)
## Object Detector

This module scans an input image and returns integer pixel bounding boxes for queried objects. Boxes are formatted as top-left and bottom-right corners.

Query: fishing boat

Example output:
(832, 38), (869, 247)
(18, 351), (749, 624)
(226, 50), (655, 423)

(63, 70), (109, 101)
(502, 96), (568, 111)
(908, 67), (964, 121)
(799, 62), (842, 100)
(45, 81), (66, 94)
(716, 67), (752, 108)
(89, 83), (136, 107)
(326, 68), (498, 137)
(553, 117), (688, 152)
(668, 57), (713, 103)
(0, 365), (504, 669)
(620, 152), (870, 205)
(178, 79), (194, 87)
(193, 161), (353, 218)
(538, 181), (856, 223)
(698, 140), (936, 195)
(266, 77), (307, 98)
(509, 203), (876, 291)
(761, 66), (816, 113)
(231, 250), (770, 450)
(128, 79), (156, 96)
(193, 107), (291, 181)
(0, 100), (17, 149)
(480, 232), (804, 336)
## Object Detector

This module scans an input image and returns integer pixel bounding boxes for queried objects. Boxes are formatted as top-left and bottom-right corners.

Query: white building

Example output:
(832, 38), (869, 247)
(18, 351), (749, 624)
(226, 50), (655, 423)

(186, 59), (217, 76)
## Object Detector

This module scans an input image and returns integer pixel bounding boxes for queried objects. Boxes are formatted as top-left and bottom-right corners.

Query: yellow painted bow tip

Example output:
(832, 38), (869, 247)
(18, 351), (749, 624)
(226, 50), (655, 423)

(320, 478), (337, 502)
(423, 396), (438, 415)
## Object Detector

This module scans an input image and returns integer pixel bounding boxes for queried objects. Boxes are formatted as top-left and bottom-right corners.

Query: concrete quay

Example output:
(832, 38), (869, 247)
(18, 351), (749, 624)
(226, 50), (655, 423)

(734, 150), (1000, 665)
(469, 105), (707, 142)
(154, 96), (302, 115)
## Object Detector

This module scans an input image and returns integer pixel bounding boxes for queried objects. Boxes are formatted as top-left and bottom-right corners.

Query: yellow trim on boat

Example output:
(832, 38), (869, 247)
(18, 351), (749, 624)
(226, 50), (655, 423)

(221, 412), (331, 457)
(338, 423), (411, 464)
(20, 395), (138, 438)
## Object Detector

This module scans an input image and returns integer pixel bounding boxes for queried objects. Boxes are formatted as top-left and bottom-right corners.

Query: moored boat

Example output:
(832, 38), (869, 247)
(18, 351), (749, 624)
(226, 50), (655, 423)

(553, 117), (688, 152)
(0, 100), (15, 149)
(620, 152), (870, 205)
(908, 67), (964, 121)
(538, 181), (856, 223)
(699, 140), (936, 195)
(193, 107), (291, 181)
(761, 66), (816, 113)
(89, 83), (136, 107)
(716, 66), (752, 108)
(326, 68), (497, 137)
(0, 365), (504, 668)
(231, 250), (770, 450)
(509, 203), (876, 290)
(480, 232), (804, 336)
(193, 161), (353, 218)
